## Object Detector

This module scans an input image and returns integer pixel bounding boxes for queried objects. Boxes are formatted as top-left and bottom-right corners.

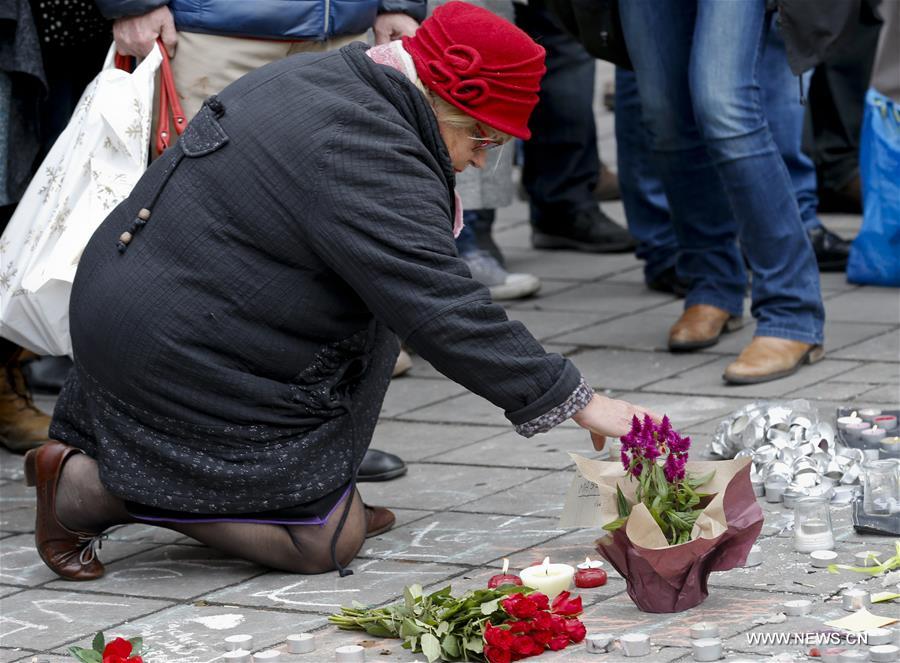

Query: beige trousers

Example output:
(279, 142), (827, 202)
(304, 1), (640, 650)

(155, 30), (364, 152)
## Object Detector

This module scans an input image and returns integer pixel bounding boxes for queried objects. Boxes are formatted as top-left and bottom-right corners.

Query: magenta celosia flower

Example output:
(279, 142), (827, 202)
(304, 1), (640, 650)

(620, 414), (691, 483)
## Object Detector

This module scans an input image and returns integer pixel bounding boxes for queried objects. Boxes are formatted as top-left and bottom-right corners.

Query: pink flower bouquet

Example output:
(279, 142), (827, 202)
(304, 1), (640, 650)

(564, 416), (763, 613)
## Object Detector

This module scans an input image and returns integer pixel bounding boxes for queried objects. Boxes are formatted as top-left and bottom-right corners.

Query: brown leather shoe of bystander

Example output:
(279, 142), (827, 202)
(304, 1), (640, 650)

(668, 304), (744, 352)
(724, 337), (824, 385)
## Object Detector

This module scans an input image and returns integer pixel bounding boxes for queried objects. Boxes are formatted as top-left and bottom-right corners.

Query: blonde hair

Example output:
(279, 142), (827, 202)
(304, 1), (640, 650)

(415, 80), (512, 145)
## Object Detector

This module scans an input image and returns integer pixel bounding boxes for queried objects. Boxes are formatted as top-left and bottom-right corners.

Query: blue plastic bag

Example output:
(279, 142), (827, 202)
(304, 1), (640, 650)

(847, 89), (900, 287)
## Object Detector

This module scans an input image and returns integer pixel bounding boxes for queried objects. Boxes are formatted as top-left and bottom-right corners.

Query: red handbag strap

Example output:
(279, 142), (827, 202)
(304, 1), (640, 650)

(155, 38), (186, 154)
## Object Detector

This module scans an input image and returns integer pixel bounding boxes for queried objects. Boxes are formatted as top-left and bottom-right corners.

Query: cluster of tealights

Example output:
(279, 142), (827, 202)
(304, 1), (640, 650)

(488, 556), (608, 594)
(583, 624), (725, 660)
(713, 401), (868, 506)
(222, 633), (364, 662)
(837, 408), (900, 458)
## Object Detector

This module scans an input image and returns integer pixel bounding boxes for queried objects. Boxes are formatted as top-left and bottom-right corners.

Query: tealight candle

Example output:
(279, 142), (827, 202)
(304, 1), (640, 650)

(691, 637), (722, 662)
(861, 426), (888, 446)
(859, 408), (883, 422)
(620, 633), (651, 657)
(519, 557), (574, 598)
(585, 633), (613, 654)
(222, 652), (251, 663)
(252, 651), (280, 662)
(810, 550), (838, 567)
(837, 411), (864, 431)
(225, 635), (254, 652)
(873, 415), (898, 431)
(575, 557), (607, 588)
(335, 645), (366, 663)
(783, 599), (812, 616)
(841, 588), (870, 611)
(870, 644), (900, 662)
(854, 550), (881, 567)
(866, 628), (894, 645)
(881, 437), (900, 458)
(843, 421), (870, 441)
(488, 558), (523, 589)
(839, 650), (870, 662)
(689, 622), (720, 640)
(287, 634), (316, 654)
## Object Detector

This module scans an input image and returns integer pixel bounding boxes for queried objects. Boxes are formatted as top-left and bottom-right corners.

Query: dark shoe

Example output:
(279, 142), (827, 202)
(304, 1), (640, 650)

(817, 174), (862, 215)
(724, 337), (825, 384)
(808, 225), (851, 272)
(603, 79), (615, 112)
(668, 305), (744, 352)
(647, 266), (689, 298)
(364, 505), (396, 538)
(1, 350), (51, 453)
(532, 206), (636, 253)
(358, 448), (407, 482)
(20, 355), (73, 395)
(24, 441), (105, 580)
(593, 164), (621, 201)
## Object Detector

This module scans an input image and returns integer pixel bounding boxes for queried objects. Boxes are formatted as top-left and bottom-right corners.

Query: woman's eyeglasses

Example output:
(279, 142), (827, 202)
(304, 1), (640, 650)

(469, 124), (501, 152)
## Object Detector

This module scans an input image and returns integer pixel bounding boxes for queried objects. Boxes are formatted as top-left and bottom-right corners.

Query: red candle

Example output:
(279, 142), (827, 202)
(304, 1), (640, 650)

(488, 558), (523, 589)
(574, 557), (607, 588)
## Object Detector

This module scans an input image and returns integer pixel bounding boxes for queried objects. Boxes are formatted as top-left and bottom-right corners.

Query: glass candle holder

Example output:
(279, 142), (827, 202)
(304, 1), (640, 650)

(793, 496), (835, 552)
(862, 460), (900, 516)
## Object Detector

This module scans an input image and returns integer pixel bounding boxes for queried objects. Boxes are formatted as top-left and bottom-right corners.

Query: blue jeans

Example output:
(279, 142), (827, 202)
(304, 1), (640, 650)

(618, 0), (824, 344)
(618, 13), (822, 284)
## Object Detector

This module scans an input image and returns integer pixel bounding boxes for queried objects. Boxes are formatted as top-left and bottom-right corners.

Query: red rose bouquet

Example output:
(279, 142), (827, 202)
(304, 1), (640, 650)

(563, 415), (763, 613)
(330, 584), (586, 662)
(69, 632), (144, 663)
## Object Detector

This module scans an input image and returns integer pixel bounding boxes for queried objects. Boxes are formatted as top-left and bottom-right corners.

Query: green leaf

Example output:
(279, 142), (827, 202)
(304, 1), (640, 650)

(128, 637), (143, 654)
(442, 634), (461, 658)
(400, 619), (423, 638)
(602, 516), (628, 532)
(436, 621), (450, 637)
(68, 648), (102, 663)
(363, 623), (396, 638)
(92, 631), (105, 653)
(480, 598), (500, 615)
(687, 470), (715, 488)
(421, 633), (442, 663)
(466, 637), (485, 653)
(616, 484), (631, 518)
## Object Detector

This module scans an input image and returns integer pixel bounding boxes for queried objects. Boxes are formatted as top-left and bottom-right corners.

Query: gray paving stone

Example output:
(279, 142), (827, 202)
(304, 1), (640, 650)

(858, 383), (900, 404)
(45, 545), (265, 600)
(510, 281), (675, 314)
(0, 507), (34, 535)
(451, 470), (573, 518)
(551, 312), (679, 351)
(400, 391), (511, 427)
(570, 348), (719, 391)
(783, 379), (876, 401)
(76, 602), (327, 663)
(0, 586), (22, 599)
(358, 464), (545, 511)
(507, 309), (618, 343)
(360, 511), (567, 565)
(424, 427), (605, 470)
(203, 559), (467, 613)
(824, 289), (900, 324)
(832, 362), (900, 383)
(0, 482), (35, 511)
(0, 451), (25, 482)
(609, 392), (754, 429)
(380, 377), (467, 418)
(832, 328), (899, 362)
(503, 248), (643, 282)
(369, 420), (503, 462)
(0, 534), (162, 588)
(704, 320), (897, 357)
(0, 588), (171, 650)
(643, 357), (863, 399)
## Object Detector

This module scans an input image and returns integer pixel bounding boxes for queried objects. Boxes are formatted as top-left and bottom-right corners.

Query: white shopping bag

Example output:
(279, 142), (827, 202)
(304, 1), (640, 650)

(0, 43), (162, 356)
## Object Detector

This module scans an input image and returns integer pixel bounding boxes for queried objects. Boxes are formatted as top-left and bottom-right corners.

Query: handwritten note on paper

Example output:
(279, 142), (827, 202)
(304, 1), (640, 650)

(559, 468), (604, 529)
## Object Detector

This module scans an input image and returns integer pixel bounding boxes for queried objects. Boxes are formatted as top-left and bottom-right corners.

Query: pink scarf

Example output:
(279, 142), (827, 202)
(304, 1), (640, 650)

(366, 42), (465, 238)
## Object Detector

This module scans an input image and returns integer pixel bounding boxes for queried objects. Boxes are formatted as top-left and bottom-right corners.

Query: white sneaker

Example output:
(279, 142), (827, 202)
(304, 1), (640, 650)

(462, 250), (541, 301)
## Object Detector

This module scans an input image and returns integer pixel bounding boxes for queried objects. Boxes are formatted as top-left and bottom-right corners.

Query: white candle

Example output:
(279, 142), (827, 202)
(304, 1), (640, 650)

(335, 645), (366, 663)
(810, 550), (838, 567)
(859, 408), (883, 422)
(837, 411), (863, 430)
(519, 557), (574, 598)
(783, 599), (812, 616)
(252, 651), (280, 662)
(870, 644), (900, 662)
(287, 634), (316, 654)
(861, 426), (887, 445)
(585, 633), (613, 654)
(690, 622), (720, 639)
(225, 635), (254, 652)
(854, 550), (881, 567)
(620, 633), (651, 657)
(577, 557), (604, 569)
(873, 415), (898, 430)
(222, 652), (251, 663)
(841, 588), (870, 611)
(866, 629), (894, 645)
(691, 638), (723, 662)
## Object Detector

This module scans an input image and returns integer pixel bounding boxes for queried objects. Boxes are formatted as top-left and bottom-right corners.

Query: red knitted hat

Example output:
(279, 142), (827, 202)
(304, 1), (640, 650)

(402, 2), (546, 140)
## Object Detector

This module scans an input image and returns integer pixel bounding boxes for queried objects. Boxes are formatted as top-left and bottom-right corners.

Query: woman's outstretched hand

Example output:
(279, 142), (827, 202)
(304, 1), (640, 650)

(571, 393), (661, 451)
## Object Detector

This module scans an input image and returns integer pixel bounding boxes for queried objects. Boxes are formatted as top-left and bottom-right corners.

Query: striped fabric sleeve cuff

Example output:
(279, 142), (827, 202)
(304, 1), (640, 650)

(514, 378), (594, 438)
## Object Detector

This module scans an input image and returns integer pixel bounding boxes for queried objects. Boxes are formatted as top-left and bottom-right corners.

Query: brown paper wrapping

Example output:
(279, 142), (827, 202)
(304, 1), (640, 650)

(576, 456), (763, 613)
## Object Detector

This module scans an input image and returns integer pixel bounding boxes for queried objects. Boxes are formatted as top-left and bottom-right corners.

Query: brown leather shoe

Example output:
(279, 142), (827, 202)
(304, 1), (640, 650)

(24, 441), (105, 580)
(724, 337), (825, 385)
(364, 505), (395, 538)
(668, 305), (744, 352)
(0, 349), (51, 453)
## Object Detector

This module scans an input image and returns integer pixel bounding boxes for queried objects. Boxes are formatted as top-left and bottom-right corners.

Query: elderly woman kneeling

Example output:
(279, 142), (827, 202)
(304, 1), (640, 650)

(26, 2), (653, 581)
